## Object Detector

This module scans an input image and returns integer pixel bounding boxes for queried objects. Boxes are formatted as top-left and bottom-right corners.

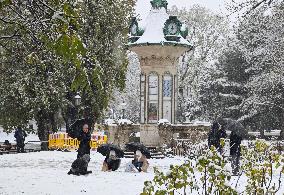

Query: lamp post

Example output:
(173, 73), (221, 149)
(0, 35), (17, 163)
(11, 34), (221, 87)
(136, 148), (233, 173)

(74, 93), (81, 119)
(121, 101), (127, 119)
(74, 93), (81, 106)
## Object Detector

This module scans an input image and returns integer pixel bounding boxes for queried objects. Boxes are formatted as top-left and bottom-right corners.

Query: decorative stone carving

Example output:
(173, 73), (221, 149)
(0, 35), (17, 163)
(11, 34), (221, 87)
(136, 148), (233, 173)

(140, 55), (179, 67)
(158, 123), (173, 147)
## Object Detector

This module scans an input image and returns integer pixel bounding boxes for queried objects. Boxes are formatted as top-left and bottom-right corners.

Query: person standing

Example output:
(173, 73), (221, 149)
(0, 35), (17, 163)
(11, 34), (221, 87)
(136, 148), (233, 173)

(77, 124), (91, 159)
(230, 131), (242, 175)
(208, 122), (226, 152)
(14, 126), (27, 153)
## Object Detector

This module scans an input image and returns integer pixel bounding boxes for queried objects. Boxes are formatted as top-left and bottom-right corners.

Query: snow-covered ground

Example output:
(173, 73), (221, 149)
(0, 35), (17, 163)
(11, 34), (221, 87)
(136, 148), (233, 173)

(0, 151), (185, 195)
(0, 150), (284, 194)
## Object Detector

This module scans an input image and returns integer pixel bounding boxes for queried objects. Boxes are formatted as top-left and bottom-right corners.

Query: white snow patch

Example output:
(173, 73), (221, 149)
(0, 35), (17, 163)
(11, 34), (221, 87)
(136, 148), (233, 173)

(157, 119), (171, 125)
(0, 151), (186, 195)
(117, 119), (133, 125)
(104, 118), (116, 125)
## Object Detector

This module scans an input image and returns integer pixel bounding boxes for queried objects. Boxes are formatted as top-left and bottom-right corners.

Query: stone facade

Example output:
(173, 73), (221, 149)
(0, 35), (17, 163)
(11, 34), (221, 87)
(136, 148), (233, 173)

(105, 124), (210, 147)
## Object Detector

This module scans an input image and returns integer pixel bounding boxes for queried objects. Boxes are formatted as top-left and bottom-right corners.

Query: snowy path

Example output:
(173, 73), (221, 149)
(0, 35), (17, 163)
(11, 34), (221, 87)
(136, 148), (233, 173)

(0, 151), (185, 195)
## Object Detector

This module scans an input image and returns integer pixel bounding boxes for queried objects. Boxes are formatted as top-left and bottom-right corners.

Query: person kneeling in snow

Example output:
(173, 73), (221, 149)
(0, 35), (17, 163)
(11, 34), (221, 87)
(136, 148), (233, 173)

(68, 154), (92, 176)
(102, 150), (121, 172)
(125, 150), (149, 173)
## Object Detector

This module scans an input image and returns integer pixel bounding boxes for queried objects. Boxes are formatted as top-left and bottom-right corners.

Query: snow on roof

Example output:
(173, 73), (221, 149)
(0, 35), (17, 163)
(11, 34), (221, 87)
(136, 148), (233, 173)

(158, 119), (171, 125)
(131, 8), (190, 47)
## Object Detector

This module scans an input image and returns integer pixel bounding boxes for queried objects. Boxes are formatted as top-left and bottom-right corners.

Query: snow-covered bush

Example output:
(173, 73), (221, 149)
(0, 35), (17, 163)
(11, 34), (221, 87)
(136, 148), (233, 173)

(104, 118), (116, 126)
(143, 138), (284, 194)
(142, 139), (237, 194)
(241, 140), (284, 194)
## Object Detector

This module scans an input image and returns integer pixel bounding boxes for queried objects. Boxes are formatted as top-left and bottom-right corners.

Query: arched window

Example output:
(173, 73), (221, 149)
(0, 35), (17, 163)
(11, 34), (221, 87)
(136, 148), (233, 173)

(148, 72), (159, 123)
(163, 72), (173, 122)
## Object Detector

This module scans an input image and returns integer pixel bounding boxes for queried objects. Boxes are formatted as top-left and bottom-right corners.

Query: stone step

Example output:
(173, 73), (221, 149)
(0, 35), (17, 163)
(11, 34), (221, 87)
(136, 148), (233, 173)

(124, 151), (165, 159)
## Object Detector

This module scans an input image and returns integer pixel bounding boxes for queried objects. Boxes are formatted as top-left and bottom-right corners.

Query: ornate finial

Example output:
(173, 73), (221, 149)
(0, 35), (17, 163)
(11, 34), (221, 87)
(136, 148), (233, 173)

(150, 0), (168, 10)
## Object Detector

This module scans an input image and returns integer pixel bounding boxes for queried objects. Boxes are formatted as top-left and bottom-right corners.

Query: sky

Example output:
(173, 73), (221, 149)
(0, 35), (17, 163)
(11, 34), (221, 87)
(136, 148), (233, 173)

(135, 0), (230, 21)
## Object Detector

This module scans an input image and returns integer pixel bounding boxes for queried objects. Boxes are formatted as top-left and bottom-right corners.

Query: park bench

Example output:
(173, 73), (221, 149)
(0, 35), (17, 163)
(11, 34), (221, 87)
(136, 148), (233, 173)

(0, 142), (17, 151)
(0, 149), (18, 155)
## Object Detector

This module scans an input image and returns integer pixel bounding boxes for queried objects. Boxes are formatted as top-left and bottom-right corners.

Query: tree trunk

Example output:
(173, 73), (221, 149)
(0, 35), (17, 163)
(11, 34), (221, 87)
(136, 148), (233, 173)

(36, 110), (53, 151)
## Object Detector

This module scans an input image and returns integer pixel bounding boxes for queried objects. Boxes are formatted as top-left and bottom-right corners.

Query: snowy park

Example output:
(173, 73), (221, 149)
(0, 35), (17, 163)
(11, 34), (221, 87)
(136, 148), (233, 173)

(0, 0), (284, 194)
(1, 140), (284, 195)
(0, 151), (185, 195)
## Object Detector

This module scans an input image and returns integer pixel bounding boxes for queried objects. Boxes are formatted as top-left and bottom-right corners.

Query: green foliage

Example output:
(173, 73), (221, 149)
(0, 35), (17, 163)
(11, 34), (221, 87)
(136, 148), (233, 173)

(0, 0), (136, 141)
(0, 0), (11, 9)
(241, 140), (284, 194)
(142, 139), (284, 194)
(142, 146), (237, 195)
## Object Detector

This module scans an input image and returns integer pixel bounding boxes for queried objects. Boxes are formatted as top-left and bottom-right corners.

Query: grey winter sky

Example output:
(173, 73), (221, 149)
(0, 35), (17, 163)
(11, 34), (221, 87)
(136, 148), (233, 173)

(135, 0), (238, 22)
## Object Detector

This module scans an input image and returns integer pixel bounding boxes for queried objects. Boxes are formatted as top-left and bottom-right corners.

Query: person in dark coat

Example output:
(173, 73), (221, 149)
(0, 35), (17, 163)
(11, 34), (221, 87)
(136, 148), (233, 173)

(208, 122), (227, 153)
(102, 150), (121, 172)
(77, 124), (91, 159)
(125, 150), (149, 173)
(68, 154), (92, 175)
(14, 126), (27, 153)
(230, 131), (242, 175)
(3, 140), (12, 151)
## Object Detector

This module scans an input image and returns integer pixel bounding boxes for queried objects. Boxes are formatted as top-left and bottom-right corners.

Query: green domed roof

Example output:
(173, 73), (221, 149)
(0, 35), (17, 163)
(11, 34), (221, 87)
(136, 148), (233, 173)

(150, 0), (168, 10)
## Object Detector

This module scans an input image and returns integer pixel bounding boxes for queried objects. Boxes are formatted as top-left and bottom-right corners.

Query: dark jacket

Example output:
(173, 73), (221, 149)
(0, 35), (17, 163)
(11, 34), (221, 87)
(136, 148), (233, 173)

(68, 154), (90, 175)
(14, 128), (27, 142)
(132, 159), (144, 172)
(103, 157), (121, 171)
(230, 131), (242, 156)
(77, 131), (91, 158)
(208, 122), (227, 149)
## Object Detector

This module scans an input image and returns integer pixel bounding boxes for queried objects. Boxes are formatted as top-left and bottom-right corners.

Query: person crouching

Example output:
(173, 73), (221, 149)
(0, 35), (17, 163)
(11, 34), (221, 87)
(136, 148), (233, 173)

(68, 154), (92, 176)
(102, 150), (121, 172)
(125, 150), (149, 173)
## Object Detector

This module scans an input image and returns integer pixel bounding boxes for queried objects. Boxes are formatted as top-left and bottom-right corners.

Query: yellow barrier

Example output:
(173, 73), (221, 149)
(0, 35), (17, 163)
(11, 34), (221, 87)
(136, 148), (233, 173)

(48, 132), (107, 151)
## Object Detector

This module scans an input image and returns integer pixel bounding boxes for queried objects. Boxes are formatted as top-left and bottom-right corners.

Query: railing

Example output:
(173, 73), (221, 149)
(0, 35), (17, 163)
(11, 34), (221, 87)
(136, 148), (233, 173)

(48, 132), (108, 151)
(171, 139), (207, 157)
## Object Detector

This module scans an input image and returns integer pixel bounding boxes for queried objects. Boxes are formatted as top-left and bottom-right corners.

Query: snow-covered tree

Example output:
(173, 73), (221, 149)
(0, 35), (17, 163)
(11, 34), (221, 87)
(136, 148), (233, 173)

(170, 5), (229, 122)
(236, 1), (284, 130)
(108, 52), (141, 123)
(0, 0), (136, 149)
(199, 43), (249, 120)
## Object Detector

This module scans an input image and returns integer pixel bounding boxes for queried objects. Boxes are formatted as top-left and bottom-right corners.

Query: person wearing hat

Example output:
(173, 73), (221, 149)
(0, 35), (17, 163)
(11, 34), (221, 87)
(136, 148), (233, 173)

(102, 150), (121, 172)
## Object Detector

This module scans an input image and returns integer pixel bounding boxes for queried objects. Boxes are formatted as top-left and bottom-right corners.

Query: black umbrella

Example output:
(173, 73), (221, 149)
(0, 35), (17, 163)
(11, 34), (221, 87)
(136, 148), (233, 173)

(125, 142), (151, 159)
(68, 118), (92, 139)
(97, 144), (124, 158)
(218, 118), (247, 137)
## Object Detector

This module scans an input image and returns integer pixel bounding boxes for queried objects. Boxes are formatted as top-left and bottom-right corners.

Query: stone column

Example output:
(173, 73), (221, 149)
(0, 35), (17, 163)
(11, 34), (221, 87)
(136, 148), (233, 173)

(159, 74), (163, 120)
(145, 73), (149, 124)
